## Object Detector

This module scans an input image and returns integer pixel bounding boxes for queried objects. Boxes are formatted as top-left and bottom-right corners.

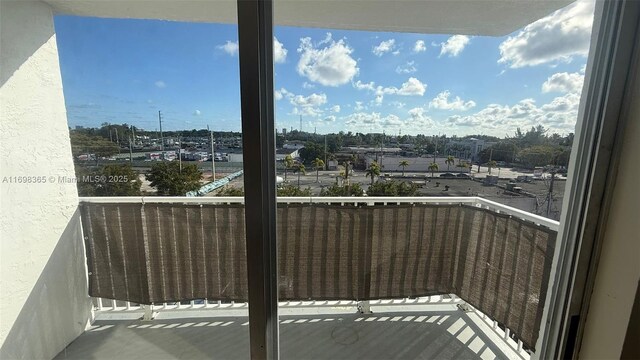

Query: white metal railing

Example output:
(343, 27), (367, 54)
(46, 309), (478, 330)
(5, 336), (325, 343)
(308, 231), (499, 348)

(82, 195), (552, 358)
(93, 295), (462, 315)
(78, 195), (559, 231)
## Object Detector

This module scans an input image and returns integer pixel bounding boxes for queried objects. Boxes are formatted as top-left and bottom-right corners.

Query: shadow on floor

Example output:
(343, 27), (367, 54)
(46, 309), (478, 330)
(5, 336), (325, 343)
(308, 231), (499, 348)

(55, 311), (510, 359)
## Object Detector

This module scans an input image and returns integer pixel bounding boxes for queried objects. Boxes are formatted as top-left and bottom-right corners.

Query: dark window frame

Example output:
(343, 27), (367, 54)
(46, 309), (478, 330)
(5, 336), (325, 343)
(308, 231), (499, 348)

(538, 1), (640, 359)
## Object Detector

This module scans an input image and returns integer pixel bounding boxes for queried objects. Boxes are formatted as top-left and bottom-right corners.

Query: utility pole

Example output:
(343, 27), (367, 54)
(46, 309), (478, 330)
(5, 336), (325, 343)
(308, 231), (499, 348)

(324, 135), (327, 168)
(115, 128), (119, 145)
(178, 135), (182, 173)
(128, 135), (133, 164)
(381, 131), (385, 169)
(546, 172), (555, 218)
(433, 135), (437, 164)
(299, 115), (302, 133)
(208, 125), (216, 181)
(158, 110), (165, 160)
(131, 126), (136, 146)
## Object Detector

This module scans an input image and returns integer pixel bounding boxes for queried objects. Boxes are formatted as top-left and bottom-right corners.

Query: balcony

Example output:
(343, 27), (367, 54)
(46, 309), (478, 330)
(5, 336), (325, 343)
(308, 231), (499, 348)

(54, 196), (558, 359)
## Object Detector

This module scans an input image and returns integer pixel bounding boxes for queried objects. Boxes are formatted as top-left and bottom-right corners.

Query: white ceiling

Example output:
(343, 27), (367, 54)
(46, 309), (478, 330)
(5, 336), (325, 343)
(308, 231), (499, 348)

(45, 0), (574, 36)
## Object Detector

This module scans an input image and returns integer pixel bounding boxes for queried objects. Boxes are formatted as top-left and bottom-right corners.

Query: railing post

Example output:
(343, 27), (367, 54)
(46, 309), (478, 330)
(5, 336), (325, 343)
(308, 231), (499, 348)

(357, 301), (372, 314)
(457, 302), (472, 312)
(142, 304), (155, 321)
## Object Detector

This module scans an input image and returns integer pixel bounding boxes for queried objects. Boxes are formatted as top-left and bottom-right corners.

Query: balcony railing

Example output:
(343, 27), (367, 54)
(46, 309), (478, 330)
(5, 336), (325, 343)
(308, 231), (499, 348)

(79, 196), (558, 355)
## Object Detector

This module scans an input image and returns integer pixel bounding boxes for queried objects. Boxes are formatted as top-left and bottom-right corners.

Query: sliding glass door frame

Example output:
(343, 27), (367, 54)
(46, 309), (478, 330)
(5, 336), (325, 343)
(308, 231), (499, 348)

(234, 1), (640, 359)
(237, 0), (279, 358)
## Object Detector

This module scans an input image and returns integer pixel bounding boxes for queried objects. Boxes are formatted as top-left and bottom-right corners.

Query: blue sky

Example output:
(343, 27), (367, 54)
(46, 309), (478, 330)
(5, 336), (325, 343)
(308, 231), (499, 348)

(55, 0), (593, 137)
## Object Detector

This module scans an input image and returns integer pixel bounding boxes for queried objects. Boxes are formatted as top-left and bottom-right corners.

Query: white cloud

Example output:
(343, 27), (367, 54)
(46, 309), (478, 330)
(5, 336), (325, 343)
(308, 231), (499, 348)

(429, 91), (476, 111)
(154, 80), (166, 88)
(217, 40), (239, 56)
(413, 40), (426, 53)
(395, 61), (417, 74)
(381, 114), (403, 126)
(323, 115), (336, 122)
(345, 112), (382, 126)
(193, 110), (201, 116)
(353, 80), (376, 91)
(290, 93), (327, 107)
(439, 35), (470, 57)
(396, 77), (427, 96)
(372, 39), (396, 57)
(353, 77), (427, 104)
(297, 33), (359, 87)
(407, 107), (435, 128)
(446, 93), (580, 133)
(273, 37), (288, 64)
(498, 0), (595, 68)
(389, 101), (406, 109)
(343, 110), (432, 131)
(354, 101), (365, 111)
(344, 112), (403, 129)
(302, 82), (315, 89)
(331, 105), (341, 113)
(276, 88), (327, 117)
(542, 72), (584, 93)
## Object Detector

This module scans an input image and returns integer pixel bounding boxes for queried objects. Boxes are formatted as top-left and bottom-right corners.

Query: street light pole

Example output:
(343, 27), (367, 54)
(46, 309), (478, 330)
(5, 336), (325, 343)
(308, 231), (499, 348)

(208, 125), (216, 181)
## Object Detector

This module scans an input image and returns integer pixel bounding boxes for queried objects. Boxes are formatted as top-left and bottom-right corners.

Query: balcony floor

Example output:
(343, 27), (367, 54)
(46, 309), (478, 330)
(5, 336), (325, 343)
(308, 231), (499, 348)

(55, 305), (520, 360)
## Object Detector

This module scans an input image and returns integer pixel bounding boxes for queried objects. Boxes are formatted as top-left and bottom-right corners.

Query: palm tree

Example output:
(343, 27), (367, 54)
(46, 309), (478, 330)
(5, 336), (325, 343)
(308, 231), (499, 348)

(398, 160), (409, 176)
(283, 154), (294, 182)
(312, 158), (325, 183)
(487, 160), (497, 174)
(342, 155), (355, 185)
(445, 156), (455, 171)
(428, 162), (439, 178)
(365, 161), (381, 185)
(294, 163), (306, 188)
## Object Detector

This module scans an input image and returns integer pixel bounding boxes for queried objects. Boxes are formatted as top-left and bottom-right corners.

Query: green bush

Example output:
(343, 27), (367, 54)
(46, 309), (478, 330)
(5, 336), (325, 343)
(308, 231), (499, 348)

(366, 180), (418, 196)
(320, 183), (364, 196)
(216, 186), (244, 196)
(146, 161), (202, 196)
(277, 184), (312, 197)
(75, 164), (142, 196)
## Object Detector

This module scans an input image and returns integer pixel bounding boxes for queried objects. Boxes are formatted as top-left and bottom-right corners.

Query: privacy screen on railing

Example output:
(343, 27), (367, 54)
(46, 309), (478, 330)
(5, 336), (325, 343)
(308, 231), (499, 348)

(80, 202), (556, 349)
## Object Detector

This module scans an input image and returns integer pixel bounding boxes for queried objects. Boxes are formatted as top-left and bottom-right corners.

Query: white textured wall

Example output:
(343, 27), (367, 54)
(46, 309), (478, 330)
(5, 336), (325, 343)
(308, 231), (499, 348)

(0, 1), (92, 358)
(579, 55), (640, 358)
